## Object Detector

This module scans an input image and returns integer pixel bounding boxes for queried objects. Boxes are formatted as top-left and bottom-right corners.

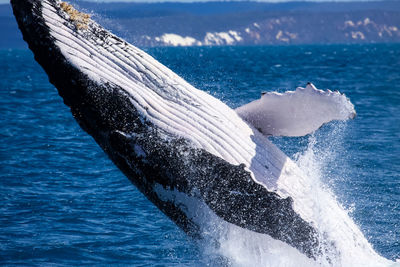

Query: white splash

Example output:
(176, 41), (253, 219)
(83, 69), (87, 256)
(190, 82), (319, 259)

(208, 124), (394, 267)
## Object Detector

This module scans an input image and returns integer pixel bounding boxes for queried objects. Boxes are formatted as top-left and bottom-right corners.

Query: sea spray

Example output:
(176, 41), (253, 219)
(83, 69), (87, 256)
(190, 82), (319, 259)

(292, 123), (392, 266)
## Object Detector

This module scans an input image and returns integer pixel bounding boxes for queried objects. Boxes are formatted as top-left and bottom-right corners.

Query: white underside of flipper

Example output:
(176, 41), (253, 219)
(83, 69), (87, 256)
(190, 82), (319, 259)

(236, 83), (356, 137)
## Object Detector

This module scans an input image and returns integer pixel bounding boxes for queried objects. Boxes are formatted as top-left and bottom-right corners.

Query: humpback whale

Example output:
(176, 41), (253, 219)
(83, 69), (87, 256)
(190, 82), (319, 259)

(12, 0), (375, 263)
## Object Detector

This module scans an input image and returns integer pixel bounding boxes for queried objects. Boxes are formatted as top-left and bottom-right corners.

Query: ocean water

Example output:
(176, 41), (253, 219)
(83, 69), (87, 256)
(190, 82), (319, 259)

(0, 44), (399, 266)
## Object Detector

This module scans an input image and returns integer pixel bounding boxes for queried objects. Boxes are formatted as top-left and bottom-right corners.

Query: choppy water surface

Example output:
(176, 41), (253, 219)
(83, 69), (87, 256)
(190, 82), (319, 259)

(0, 44), (399, 265)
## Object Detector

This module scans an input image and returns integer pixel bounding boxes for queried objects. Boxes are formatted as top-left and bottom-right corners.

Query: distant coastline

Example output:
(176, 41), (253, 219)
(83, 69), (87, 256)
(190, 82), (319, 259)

(1, 1), (400, 48)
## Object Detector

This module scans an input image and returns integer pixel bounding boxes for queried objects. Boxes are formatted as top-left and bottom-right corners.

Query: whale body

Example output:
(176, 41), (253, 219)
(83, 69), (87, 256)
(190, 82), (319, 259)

(12, 0), (390, 265)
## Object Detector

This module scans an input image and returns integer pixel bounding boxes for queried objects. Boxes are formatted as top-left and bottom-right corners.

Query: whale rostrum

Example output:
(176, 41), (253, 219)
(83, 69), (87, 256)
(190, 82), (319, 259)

(11, 0), (361, 261)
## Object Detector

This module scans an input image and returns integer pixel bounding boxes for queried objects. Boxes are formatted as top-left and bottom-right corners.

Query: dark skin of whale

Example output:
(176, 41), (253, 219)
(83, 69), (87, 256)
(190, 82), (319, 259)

(11, 0), (322, 259)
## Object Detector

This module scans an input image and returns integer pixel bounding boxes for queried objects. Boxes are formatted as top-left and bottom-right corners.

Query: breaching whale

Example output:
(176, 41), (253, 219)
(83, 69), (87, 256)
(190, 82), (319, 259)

(11, 0), (372, 263)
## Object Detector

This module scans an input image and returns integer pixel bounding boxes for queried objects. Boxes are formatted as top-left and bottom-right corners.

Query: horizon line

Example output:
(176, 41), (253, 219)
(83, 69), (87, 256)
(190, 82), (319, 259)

(0, 0), (387, 4)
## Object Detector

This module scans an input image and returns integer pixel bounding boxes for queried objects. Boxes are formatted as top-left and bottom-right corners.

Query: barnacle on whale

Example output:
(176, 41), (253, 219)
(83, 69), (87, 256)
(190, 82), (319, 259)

(60, 2), (90, 30)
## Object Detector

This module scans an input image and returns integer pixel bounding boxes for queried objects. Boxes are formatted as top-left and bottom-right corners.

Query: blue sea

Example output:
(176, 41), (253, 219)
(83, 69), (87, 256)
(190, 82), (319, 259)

(0, 44), (399, 265)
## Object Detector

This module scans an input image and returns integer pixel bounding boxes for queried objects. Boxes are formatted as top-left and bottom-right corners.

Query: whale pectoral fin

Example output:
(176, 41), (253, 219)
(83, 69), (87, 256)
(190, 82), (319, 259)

(235, 83), (356, 137)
